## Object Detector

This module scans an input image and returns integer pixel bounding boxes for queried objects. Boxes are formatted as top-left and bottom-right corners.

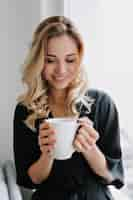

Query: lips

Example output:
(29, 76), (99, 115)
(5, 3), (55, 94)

(54, 76), (66, 80)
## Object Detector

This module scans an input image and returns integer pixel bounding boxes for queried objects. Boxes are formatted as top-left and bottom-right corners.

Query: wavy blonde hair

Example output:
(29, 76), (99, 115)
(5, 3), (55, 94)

(17, 16), (94, 131)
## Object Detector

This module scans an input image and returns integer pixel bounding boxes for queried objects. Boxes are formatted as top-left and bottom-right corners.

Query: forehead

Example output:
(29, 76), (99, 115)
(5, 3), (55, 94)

(47, 35), (78, 55)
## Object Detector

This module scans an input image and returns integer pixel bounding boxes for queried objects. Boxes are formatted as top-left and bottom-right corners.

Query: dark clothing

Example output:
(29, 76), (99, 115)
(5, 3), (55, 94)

(13, 89), (124, 200)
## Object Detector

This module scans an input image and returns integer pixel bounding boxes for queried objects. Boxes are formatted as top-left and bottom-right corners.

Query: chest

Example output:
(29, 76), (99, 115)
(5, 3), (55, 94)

(49, 104), (69, 118)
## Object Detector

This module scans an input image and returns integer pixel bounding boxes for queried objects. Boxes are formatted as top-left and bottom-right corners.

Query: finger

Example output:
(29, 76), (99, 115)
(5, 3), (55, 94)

(39, 130), (48, 138)
(46, 144), (55, 155)
(39, 121), (52, 130)
(40, 143), (55, 154)
(40, 144), (54, 154)
(39, 128), (55, 138)
(78, 120), (93, 129)
(40, 145), (48, 154)
(48, 143), (55, 151)
(78, 128), (96, 145)
(73, 140), (82, 152)
(47, 148), (54, 157)
(75, 136), (92, 152)
(38, 135), (56, 146)
(38, 129), (56, 147)
(77, 131), (95, 146)
(78, 122), (99, 140)
(77, 117), (93, 126)
(78, 125), (95, 139)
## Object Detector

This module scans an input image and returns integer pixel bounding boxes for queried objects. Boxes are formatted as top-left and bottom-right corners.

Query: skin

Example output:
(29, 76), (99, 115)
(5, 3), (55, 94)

(28, 34), (113, 184)
(42, 34), (80, 104)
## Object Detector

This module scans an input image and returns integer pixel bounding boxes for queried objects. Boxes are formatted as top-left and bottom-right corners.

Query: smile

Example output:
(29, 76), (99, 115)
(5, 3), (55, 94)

(54, 76), (66, 80)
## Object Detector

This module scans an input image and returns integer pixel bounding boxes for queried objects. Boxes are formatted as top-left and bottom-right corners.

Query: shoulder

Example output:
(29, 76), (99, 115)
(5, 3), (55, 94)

(14, 102), (31, 121)
(85, 88), (116, 107)
(85, 88), (111, 100)
(83, 88), (118, 119)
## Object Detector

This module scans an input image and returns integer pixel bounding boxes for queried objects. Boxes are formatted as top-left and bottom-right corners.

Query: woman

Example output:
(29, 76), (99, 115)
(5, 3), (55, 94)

(13, 16), (124, 200)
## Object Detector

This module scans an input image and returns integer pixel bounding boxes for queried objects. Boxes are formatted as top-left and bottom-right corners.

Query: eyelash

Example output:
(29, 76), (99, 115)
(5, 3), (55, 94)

(45, 59), (75, 64)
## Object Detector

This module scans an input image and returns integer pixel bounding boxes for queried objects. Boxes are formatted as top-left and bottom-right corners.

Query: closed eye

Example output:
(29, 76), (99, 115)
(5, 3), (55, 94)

(45, 59), (55, 63)
(45, 59), (75, 63)
(66, 59), (75, 63)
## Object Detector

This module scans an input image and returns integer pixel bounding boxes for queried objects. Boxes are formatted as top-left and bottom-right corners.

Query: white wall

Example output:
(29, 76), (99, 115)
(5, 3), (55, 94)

(0, 0), (9, 163)
(0, 0), (40, 164)
(41, 0), (64, 18)
(67, 0), (133, 141)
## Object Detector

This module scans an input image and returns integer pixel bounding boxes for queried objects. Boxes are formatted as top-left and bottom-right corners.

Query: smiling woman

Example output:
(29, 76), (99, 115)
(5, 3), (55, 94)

(13, 16), (124, 200)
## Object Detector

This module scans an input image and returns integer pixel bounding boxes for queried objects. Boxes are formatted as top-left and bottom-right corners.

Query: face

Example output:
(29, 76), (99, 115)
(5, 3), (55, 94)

(42, 34), (80, 91)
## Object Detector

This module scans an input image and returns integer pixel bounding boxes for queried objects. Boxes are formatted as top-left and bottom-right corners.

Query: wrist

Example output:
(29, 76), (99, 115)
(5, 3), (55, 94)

(40, 152), (54, 163)
(82, 145), (113, 182)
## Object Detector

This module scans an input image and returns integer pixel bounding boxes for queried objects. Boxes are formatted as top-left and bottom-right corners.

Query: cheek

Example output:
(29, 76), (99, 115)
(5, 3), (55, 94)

(68, 65), (79, 76)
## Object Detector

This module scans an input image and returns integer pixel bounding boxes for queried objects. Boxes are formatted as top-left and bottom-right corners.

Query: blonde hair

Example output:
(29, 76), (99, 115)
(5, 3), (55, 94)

(17, 16), (94, 131)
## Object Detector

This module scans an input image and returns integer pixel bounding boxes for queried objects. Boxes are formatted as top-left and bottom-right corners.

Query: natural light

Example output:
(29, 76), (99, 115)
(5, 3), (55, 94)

(69, 0), (133, 141)
(68, 1), (133, 199)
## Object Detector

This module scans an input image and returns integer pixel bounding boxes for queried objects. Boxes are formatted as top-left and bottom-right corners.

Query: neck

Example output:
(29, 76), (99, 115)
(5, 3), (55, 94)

(48, 89), (67, 105)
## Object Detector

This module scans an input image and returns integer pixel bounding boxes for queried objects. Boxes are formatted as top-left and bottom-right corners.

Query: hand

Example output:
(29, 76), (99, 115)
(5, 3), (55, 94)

(38, 120), (56, 157)
(73, 117), (99, 153)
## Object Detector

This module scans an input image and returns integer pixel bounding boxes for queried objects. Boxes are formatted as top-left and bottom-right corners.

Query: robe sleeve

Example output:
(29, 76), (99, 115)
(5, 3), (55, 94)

(95, 92), (125, 189)
(13, 103), (41, 189)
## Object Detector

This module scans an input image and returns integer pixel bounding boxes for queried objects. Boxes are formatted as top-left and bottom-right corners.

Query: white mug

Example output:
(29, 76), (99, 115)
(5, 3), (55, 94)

(45, 117), (80, 160)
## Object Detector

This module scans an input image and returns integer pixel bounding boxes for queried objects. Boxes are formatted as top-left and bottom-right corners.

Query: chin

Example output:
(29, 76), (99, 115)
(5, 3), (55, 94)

(53, 85), (68, 90)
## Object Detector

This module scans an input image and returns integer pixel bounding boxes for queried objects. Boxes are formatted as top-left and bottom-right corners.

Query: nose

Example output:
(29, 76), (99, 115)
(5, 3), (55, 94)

(55, 61), (67, 75)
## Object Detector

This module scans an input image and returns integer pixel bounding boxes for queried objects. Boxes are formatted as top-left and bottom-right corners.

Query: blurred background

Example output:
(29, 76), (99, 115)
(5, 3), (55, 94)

(0, 0), (133, 199)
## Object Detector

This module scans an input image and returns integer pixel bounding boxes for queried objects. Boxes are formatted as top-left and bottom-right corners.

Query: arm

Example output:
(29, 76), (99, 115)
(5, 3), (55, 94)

(82, 144), (114, 183)
(74, 91), (124, 189)
(96, 92), (124, 188)
(74, 119), (114, 183)
(13, 103), (54, 188)
(27, 119), (57, 184)
(27, 152), (54, 184)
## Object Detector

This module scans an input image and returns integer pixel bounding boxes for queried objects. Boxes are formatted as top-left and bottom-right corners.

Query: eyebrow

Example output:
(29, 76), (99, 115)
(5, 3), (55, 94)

(46, 53), (77, 57)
